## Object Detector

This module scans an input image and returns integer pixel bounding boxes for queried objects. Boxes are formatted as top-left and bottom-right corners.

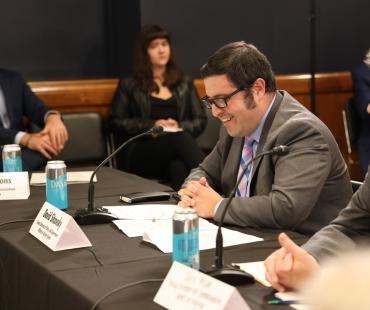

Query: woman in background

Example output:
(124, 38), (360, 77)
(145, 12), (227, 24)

(352, 49), (370, 172)
(109, 24), (206, 190)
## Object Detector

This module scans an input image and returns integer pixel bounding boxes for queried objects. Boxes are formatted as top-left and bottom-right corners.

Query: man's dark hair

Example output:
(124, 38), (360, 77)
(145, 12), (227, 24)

(200, 41), (276, 92)
(132, 24), (183, 93)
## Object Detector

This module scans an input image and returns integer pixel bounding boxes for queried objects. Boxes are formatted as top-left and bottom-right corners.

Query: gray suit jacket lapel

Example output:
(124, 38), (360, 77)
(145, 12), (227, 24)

(222, 135), (243, 196)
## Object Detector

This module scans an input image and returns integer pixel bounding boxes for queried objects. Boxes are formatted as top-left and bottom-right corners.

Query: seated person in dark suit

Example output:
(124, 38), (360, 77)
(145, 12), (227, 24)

(352, 49), (370, 173)
(265, 164), (370, 292)
(0, 69), (68, 171)
(178, 41), (352, 235)
(109, 25), (206, 190)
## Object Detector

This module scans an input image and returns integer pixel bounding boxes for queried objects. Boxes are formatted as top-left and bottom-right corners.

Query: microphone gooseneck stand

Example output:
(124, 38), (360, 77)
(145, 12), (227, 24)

(205, 145), (289, 285)
(74, 126), (164, 225)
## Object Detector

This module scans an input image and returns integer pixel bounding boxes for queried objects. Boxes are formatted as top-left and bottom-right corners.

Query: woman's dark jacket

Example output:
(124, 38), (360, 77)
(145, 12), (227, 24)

(109, 76), (207, 140)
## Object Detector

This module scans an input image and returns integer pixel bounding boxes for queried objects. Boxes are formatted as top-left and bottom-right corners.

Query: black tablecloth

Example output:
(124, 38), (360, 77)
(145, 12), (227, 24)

(0, 167), (307, 310)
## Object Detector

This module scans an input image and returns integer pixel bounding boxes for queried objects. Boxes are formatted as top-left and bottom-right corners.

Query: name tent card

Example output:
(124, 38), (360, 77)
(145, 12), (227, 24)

(29, 202), (92, 251)
(154, 262), (251, 310)
(0, 172), (30, 200)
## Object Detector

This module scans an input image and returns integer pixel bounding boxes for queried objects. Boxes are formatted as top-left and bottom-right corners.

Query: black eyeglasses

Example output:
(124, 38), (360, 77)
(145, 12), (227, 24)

(201, 87), (246, 109)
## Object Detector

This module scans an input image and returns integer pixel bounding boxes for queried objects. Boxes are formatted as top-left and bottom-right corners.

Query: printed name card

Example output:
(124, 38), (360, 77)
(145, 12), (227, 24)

(154, 262), (251, 310)
(0, 172), (30, 200)
(29, 202), (92, 251)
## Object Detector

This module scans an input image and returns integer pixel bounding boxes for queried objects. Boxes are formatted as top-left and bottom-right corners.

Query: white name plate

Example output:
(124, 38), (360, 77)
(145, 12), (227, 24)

(29, 202), (92, 251)
(154, 262), (251, 310)
(0, 172), (30, 200)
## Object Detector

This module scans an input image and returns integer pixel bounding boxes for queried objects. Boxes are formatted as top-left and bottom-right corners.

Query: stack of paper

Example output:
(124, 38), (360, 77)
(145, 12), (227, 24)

(162, 126), (183, 133)
(235, 261), (271, 287)
(30, 171), (97, 186)
(103, 204), (263, 253)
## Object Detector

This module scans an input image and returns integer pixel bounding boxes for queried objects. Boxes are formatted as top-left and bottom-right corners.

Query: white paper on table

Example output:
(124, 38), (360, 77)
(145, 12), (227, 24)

(142, 219), (263, 253)
(113, 219), (169, 237)
(30, 171), (97, 186)
(275, 292), (308, 310)
(234, 261), (270, 287)
(103, 204), (177, 220)
(200, 228), (262, 250)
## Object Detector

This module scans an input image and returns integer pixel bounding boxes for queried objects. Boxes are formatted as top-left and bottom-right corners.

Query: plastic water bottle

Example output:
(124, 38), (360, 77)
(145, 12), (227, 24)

(2, 144), (22, 172)
(46, 160), (68, 210)
(172, 206), (200, 269)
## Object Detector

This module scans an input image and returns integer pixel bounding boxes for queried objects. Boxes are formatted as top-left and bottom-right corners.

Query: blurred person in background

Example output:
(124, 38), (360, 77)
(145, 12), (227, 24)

(0, 68), (68, 171)
(109, 24), (206, 190)
(352, 49), (370, 172)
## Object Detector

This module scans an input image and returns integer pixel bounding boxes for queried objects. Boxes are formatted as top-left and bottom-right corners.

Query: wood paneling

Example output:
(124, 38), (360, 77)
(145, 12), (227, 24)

(27, 71), (364, 180)
(28, 79), (118, 119)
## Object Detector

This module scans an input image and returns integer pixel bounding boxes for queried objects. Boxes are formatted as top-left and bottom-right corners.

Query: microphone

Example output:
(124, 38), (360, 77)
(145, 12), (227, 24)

(74, 126), (164, 225)
(205, 144), (289, 285)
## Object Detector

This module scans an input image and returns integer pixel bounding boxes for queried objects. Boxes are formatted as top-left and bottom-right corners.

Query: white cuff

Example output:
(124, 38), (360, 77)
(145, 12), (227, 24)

(213, 198), (224, 217)
(15, 131), (26, 144)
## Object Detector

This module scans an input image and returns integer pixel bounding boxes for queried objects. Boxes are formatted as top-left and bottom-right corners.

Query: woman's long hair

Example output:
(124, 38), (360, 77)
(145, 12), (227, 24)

(132, 24), (183, 93)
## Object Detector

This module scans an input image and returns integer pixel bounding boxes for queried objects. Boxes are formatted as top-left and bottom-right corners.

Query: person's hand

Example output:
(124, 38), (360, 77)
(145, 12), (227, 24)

(21, 132), (59, 159)
(178, 177), (210, 207)
(178, 177), (222, 218)
(165, 118), (179, 128)
(154, 118), (179, 128)
(264, 233), (320, 292)
(40, 114), (68, 151)
(366, 103), (370, 114)
(154, 119), (167, 127)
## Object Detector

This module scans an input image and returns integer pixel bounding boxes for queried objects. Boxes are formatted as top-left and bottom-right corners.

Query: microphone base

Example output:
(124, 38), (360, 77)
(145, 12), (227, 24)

(74, 208), (118, 225)
(204, 264), (255, 286)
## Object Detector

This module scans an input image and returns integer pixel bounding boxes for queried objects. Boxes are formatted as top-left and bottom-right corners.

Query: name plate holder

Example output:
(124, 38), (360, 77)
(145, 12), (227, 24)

(29, 202), (92, 251)
(154, 262), (251, 310)
(0, 172), (30, 200)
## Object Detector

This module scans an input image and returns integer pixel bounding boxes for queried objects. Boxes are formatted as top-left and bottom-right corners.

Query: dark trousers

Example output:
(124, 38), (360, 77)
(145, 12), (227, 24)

(0, 147), (47, 172)
(116, 131), (205, 190)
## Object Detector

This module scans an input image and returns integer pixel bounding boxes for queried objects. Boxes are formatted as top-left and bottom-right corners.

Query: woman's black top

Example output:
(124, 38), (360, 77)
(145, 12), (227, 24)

(149, 96), (178, 121)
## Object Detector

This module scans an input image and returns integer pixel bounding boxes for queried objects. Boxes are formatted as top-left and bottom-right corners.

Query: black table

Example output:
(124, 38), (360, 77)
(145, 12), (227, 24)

(0, 167), (307, 310)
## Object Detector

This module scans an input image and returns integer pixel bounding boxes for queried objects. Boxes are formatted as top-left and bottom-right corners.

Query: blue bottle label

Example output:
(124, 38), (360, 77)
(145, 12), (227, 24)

(3, 156), (22, 172)
(173, 227), (199, 269)
(46, 175), (68, 210)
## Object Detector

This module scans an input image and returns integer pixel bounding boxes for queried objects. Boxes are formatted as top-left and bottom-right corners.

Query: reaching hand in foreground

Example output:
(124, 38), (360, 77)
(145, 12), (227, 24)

(264, 233), (320, 292)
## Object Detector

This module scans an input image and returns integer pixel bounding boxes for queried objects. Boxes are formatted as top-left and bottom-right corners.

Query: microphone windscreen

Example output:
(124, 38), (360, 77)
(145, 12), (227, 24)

(272, 145), (289, 155)
(151, 126), (164, 134)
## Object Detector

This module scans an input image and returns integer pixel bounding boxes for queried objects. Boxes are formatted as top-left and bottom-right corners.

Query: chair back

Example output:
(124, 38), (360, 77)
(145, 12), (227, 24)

(30, 112), (110, 165)
(342, 97), (361, 154)
(196, 109), (221, 154)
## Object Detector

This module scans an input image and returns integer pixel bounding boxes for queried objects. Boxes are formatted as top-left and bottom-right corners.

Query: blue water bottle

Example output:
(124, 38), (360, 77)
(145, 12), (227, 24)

(172, 206), (200, 269)
(2, 144), (22, 172)
(46, 160), (68, 210)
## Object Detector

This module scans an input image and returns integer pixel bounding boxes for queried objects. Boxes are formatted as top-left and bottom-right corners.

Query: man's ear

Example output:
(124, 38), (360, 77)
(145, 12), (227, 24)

(251, 78), (266, 99)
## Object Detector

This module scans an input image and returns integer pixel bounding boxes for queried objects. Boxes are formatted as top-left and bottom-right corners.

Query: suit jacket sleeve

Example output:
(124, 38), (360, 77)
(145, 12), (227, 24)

(303, 166), (370, 262)
(352, 63), (370, 121)
(184, 128), (230, 192)
(0, 71), (49, 144)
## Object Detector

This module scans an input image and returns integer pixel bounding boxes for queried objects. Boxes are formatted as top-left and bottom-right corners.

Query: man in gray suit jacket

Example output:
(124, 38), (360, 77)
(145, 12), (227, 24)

(178, 41), (352, 235)
(264, 166), (370, 292)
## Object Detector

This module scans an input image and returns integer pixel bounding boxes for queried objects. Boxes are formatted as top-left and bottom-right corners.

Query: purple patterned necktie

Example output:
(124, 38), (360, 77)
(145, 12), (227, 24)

(236, 136), (255, 197)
